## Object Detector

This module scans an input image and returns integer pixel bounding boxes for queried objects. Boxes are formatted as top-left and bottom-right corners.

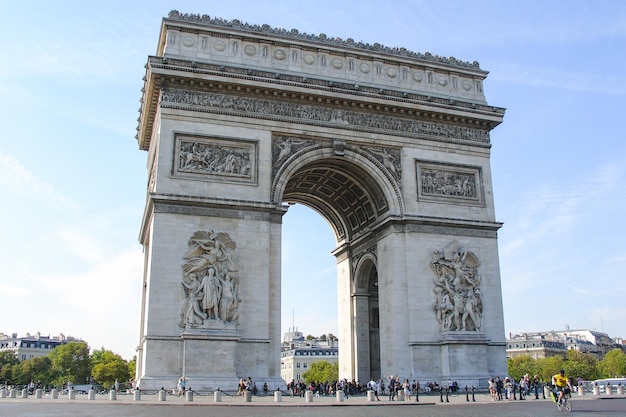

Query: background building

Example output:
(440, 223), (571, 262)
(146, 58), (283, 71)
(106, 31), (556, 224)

(0, 332), (77, 361)
(280, 330), (338, 383)
(506, 328), (623, 360)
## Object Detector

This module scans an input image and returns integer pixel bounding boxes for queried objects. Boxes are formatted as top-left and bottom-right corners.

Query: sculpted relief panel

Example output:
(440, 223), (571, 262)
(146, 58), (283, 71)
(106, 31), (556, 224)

(179, 230), (241, 330)
(416, 160), (483, 205)
(174, 134), (257, 184)
(430, 241), (482, 332)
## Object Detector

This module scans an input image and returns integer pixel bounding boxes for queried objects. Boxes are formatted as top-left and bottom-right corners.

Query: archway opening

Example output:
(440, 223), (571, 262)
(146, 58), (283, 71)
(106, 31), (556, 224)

(281, 203), (337, 341)
(278, 155), (387, 382)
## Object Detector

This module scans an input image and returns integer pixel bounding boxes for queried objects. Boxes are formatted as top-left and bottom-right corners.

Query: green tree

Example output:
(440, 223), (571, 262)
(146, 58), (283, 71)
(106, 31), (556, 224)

(127, 356), (136, 382)
(598, 349), (626, 378)
(301, 360), (338, 385)
(90, 348), (131, 389)
(0, 351), (18, 384)
(1, 363), (14, 384)
(536, 355), (566, 382)
(48, 341), (91, 385)
(0, 351), (18, 367)
(507, 355), (538, 381)
(564, 350), (599, 381)
(17, 356), (53, 386)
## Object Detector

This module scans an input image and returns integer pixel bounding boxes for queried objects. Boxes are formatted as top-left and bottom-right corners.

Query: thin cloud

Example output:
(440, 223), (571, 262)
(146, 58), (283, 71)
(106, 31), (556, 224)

(0, 152), (78, 210)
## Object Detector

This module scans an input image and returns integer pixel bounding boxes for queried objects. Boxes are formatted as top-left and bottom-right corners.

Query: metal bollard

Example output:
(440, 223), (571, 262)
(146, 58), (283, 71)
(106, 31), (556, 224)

(185, 390), (193, 402)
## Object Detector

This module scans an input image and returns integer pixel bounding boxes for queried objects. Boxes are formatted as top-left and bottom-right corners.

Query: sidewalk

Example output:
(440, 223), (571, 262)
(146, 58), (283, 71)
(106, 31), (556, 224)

(2, 388), (618, 407)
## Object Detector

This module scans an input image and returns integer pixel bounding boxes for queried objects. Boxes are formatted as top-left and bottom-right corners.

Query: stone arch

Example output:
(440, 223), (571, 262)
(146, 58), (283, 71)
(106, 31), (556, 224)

(351, 250), (381, 380)
(272, 145), (404, 243)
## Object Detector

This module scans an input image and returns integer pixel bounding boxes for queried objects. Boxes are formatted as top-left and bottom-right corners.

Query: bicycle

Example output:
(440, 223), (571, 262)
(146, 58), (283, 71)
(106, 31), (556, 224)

(555, 387), (572, 412)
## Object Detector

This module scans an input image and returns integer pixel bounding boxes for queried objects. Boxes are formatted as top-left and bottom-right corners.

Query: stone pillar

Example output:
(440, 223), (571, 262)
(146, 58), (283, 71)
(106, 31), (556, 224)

(133, 390), (141, 401)
(397, 390), (405, 401)
(593, 385), (599, 395)
(0, 388), (6, 398)
(68, 389), (75, 400)
(305, 391), (313, 402)
(367, 390), (375, 401)
(9, 389), (17, 398)
(336, 390), (345, 402)
(214, 390), (222, 402)
(577, 386), (584, 396)
(88, 390), (95, 400)
(244, 390), (252, 402)
(158, 389), (166, 401)
(617, 384), (623, 395)
(274, 390), (282, 402)
(543, 385), (551, 399)
(51, 389), (58, 399)
(109, 390), (117, 401)
(21, 389), (28, 399)
(35, 389), (43, 399)
(606, 385), (613, 395)
(185, 390), (193, 402)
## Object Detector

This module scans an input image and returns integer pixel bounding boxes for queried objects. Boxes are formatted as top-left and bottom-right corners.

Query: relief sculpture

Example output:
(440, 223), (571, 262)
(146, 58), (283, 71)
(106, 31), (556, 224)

(178, 139), (251, 178)
(430, 241), (482, 332)
(271, 135), (313, 175)
(421, 168), (476, 198)
(179, 230), (241, 329)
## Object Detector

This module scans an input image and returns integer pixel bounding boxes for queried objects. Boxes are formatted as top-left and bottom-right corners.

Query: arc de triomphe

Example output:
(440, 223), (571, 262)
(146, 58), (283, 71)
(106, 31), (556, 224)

(134, 11), (507, 390)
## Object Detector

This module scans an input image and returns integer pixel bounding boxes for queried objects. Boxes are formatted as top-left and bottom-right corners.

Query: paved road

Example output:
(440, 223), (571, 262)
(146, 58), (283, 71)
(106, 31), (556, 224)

(1, 393), (625, 417)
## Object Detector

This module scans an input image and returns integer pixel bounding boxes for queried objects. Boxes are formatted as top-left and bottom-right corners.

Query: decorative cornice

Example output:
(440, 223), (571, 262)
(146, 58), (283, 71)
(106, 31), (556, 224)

(167, 10), (481, 70)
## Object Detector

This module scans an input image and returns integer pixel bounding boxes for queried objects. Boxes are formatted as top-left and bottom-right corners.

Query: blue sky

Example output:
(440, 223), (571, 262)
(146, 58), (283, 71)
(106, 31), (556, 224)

(0, 1), (624, 360)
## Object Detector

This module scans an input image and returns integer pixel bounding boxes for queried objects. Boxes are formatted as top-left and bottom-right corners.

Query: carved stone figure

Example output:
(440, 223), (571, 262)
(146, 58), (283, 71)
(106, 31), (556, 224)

(430, 241), (482, 331)
(179, 231), (241, 329)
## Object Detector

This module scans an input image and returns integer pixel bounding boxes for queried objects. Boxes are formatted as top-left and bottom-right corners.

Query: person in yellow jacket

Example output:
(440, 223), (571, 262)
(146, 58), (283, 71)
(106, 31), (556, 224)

(551, 370), (572, 404)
